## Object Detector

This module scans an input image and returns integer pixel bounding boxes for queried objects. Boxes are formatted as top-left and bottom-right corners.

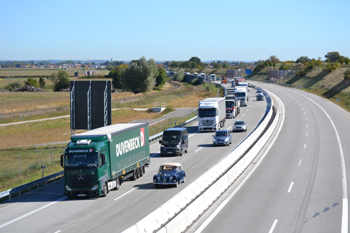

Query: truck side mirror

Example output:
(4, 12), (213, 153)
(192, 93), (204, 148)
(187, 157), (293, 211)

(60, 154), (64, 167)
(159, 140), (162, 144)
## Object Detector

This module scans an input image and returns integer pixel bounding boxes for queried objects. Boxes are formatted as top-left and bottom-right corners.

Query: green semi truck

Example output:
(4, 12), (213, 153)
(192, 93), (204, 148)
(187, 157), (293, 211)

(60, 123), (150, 197)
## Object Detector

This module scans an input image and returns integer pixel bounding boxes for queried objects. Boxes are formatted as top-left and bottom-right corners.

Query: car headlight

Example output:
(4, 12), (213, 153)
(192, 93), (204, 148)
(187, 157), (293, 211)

(65, 185), (72, 191)
(225, 138), (229, 141)
(213, 139), (216, 142)
(91, 184), (99, 190)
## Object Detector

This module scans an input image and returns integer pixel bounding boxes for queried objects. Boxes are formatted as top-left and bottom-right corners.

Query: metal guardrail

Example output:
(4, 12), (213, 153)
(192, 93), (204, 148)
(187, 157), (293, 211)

(0, 114), (199, 203)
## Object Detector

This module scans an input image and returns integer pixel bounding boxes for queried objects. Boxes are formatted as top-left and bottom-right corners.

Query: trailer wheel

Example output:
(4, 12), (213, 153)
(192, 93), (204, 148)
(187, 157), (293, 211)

(135, 168), (140, 179)
(115, 178), (120, 190)
(139, 167), (144, 177)
(131, 169), (137, 181)
(137, 168), (141, 179)
(142, 166), (145, 174)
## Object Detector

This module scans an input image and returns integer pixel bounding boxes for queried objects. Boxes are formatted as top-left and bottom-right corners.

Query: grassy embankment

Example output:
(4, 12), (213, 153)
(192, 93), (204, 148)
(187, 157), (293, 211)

(0, 84), (219, 192)
(246, 64), (350, 112)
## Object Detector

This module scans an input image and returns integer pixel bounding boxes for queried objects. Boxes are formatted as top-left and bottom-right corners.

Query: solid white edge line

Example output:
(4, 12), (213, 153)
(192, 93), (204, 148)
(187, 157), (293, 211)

(194, 200), (229, 233)
(0, 196), (67, 229)
(288, 182), (294, 193)
(290, 90), (348, 233)
(269, 219), (278, 233)
(194, 91), (285, 233)
(114, 188), (136, 201)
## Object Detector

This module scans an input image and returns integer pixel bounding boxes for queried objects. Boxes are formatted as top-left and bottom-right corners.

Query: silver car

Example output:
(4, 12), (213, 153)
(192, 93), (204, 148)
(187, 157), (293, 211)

(213, 129), (232, 146)
(232, 120), (247, 132)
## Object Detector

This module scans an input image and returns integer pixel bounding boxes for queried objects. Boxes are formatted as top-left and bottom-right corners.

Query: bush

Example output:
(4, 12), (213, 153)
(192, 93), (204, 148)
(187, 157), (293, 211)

(190, 77), (199, 85)
(205, 83), (216, 92)
(173, 70), (185, 82)
(50, 70), (70, 91)
(324, 63), (340, 72)
(5, 81), (21, 91)
(24, 77), (39, 87)
(344, 69), (350, 80)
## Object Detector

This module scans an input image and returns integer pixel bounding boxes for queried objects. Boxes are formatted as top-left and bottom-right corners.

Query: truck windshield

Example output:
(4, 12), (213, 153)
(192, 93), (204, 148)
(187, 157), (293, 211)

(162, 131), (181, 144)
(235, 93), (246, 97)
(198, 108), (217, 117)
(65, 153), (98, 167)
(226, 101), (235, 108)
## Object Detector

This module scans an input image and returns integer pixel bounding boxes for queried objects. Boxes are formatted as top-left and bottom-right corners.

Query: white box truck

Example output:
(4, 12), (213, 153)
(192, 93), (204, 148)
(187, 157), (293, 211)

(198, 97), (226, 132)
(234, 87), (248, 106)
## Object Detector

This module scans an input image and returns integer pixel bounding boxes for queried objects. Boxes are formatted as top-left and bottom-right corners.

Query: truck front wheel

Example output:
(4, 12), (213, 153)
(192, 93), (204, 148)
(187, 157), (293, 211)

(102, 183), (108, 197)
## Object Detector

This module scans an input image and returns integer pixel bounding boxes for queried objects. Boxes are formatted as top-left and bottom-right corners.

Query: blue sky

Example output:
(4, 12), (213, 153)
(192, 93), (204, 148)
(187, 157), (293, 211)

(1, 0), (349, 62)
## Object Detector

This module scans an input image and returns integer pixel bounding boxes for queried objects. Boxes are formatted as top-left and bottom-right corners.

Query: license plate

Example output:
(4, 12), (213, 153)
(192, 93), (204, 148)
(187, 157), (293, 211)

(167, 152), (173, 154)
(77, 194), (86, 197)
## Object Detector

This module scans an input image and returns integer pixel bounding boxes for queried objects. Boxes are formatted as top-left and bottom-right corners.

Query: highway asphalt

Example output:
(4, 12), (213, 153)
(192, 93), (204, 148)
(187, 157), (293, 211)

(194, 81), (350, 233)
(0, 84), (267, 232)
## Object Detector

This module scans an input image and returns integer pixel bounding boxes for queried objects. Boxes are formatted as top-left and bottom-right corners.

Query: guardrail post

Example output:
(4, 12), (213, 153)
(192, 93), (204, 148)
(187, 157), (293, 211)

(18, 154), (20, 174)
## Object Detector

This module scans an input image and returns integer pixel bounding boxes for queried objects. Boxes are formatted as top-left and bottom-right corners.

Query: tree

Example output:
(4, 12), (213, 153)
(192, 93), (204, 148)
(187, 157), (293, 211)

(50, 70), (70, 91)
(108, 65), (127, 90)
(24, 77), (39, 87)
(296, 56), (310, 64)
(325, 52), (341, 62)
(39, 77), (46, 88)
(123, 56), (158, 93)
(156, 67), (167, 86)
(189, 57), (201, 65)
(269, 55), (280, 64)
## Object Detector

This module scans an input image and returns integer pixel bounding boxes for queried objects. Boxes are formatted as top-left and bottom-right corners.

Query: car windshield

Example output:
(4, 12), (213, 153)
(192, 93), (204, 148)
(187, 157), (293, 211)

(216, 131), (228, 137)
(159, 165), (179, 173)
(235, 121), (244, 125)
(162, 134), (181, 143)
(257, 90), (262, 93)
(198, 108), (217, 117)
(65, 153), (98, 167)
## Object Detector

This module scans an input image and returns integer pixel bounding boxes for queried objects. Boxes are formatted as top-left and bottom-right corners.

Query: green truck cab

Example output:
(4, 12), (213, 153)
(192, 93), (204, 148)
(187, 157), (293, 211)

(60, 123), (150, 197)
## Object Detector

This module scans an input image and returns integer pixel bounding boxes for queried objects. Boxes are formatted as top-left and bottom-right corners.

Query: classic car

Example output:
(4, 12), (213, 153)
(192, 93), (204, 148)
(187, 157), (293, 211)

(153, 162), (186, 188)
(213, 129), (232, 146)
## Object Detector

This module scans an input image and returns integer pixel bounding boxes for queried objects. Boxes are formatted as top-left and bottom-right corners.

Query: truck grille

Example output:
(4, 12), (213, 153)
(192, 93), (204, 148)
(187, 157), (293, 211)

(201, 119), (214, 126)
(68, 175), (95, 188)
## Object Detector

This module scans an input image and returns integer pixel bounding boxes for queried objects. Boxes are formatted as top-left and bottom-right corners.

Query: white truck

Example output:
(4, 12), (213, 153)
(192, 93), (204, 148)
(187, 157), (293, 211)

(198, 97), (226, 132)
(234, 87), (249, 107)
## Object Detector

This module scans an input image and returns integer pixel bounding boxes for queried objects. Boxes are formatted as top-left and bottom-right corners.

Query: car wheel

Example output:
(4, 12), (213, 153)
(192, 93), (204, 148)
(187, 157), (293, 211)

(185, 149), (188, 153)
(179, 152), (182, 156)
(102, 183), (108, 197)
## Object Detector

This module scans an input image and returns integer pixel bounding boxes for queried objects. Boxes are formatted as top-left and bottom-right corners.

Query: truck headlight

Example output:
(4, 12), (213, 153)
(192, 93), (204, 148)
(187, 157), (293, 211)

(169, 176), (173, 180)
(161, 145), (164, 148)
(176, 144), (180, 149)
(65, 185), (72, 191)
(91, 184), (99, 190)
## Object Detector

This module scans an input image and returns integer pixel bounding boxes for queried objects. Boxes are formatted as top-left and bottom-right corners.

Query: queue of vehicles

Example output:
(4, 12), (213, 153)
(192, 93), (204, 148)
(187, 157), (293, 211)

(60, 81), (263, 195)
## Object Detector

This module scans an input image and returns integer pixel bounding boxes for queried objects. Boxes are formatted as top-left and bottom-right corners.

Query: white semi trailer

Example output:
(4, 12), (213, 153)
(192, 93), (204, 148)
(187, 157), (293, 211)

(197, 97), (226, 132)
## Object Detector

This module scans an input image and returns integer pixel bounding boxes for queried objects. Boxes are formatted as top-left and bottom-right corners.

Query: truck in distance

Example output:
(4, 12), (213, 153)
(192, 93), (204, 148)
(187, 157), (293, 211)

(60, 123), (150, 197)
(198, 97), (226, 132)
(234, 87), (249, 107)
